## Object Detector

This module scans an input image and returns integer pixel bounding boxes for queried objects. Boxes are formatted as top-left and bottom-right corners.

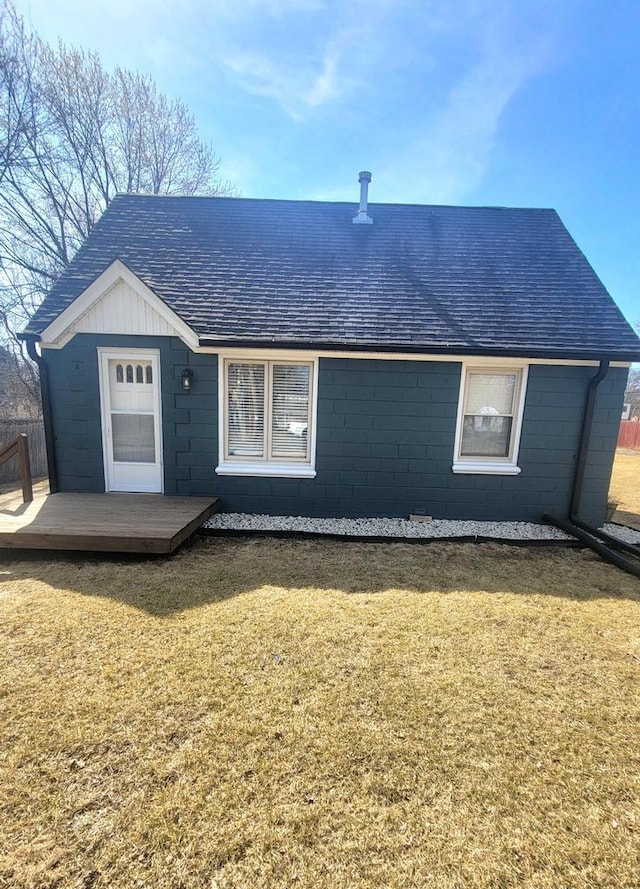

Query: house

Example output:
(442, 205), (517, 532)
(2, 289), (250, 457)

(21, 174), (640, 526)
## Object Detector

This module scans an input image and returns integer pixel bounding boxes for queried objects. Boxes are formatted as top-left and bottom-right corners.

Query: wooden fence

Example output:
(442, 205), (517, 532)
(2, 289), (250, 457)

(618, 420), (640, 450)
(0, 418), (47, 484)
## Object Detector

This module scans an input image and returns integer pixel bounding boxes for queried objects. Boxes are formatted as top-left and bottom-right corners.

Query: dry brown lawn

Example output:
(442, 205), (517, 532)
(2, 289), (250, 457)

(1, 537), (640, 889)
(609, 449), (640, 517)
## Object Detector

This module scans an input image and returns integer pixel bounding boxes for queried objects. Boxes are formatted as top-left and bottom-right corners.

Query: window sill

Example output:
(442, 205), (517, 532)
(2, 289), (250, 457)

(216, 462), (316, 479)
(452, 461), (521, 476)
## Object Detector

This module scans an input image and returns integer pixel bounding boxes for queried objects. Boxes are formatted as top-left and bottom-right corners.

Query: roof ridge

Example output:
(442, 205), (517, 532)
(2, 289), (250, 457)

(108, 192), (558, 213)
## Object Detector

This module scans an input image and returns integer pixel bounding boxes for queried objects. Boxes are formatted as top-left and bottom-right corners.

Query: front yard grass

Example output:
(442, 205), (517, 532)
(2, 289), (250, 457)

(609, 448), (640, 517)
(1, 537), (639, 889)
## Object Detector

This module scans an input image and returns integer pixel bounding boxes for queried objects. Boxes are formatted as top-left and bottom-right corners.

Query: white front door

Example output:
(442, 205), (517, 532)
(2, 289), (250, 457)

(99, 349), (163, 492)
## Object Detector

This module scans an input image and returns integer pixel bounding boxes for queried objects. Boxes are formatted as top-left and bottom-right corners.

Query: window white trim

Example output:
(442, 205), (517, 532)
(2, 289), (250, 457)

(216, 354), (318, 478)
(451, 461), (522, 475)
(452, 363), (528, 475)
(215, 462), (316, 478)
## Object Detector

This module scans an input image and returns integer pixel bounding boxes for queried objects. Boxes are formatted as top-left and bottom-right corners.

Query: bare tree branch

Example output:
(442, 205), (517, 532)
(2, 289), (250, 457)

(0, 0), (235, 375)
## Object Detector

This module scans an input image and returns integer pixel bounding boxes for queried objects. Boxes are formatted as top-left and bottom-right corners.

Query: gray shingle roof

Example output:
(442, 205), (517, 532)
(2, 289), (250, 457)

(24, 193), (640, 361)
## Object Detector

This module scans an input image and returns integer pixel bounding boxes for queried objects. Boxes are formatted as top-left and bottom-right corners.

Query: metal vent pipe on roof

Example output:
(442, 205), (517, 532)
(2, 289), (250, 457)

(352, 171), (373, 224)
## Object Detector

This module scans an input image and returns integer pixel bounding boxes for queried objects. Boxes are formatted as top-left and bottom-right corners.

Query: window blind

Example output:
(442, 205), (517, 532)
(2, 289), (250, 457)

(225, 360), (312, 463)
(465, 373), (516, 415)
(271, 364), (310, 459)
(461, 372), (518, 458)
(227, 363), (266, 457)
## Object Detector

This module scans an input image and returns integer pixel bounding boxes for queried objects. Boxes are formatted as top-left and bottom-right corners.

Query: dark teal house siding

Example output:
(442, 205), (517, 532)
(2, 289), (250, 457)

(42, 335), (627, 525)
(45, 334), (216, 494)
(46, 334), (104, 492)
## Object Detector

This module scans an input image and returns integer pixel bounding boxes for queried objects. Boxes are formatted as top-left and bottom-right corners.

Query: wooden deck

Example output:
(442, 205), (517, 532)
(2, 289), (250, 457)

(0, 482), (218, 553)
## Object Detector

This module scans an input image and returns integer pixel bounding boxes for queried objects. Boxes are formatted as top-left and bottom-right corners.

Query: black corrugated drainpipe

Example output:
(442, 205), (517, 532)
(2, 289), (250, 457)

(543, 513), (640, 577)
(570, 359), (609, 522)
(545, 358), (640, 578)
(24, 335), (59, 493)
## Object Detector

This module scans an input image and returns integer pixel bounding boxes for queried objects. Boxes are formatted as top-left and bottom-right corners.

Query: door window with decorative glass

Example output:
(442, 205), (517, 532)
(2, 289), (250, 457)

(109, 360), (156, 463)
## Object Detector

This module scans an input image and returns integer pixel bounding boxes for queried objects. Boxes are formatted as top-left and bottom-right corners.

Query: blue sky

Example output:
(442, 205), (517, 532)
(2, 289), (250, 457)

(17, 0), (639, 326)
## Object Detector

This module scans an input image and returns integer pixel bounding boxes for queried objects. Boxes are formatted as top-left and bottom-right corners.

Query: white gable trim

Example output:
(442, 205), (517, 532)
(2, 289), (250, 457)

(39, 260), (199, 350)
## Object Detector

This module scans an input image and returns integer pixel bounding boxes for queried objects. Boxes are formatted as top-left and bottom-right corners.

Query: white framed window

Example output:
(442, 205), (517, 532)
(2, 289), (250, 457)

(452, 364), (528, 475)
(216, 355), (317, 478)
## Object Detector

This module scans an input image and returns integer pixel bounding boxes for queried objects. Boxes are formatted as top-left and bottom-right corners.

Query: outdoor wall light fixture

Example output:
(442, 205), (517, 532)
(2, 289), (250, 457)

(181, 367), (194, 390)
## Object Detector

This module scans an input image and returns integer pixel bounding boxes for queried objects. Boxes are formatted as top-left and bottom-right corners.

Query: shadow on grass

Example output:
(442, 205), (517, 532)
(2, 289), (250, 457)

(1, 533), (639, 616)
(613, 510), (640, 532)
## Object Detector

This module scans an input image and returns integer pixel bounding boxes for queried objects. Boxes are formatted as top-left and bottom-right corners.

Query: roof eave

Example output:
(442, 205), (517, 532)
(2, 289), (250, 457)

(196, 337), (640, 363)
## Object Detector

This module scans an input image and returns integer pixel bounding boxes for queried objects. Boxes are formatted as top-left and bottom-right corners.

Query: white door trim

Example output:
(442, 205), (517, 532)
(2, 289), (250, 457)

(98, 347), (164, 493)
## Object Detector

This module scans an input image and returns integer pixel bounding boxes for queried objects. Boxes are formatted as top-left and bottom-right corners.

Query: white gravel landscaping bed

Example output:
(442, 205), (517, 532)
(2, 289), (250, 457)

(203, 513), (576, 541)
(203, 513), (640, 544)
(602, 522), (640, 545)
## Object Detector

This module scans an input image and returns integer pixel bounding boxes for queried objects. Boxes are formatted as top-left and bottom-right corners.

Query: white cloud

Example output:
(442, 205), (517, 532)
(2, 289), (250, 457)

(219, 47), (341, 120)
(16, 0), (563, 202)
(311, 3), (557, 204)
(380, 65), (540, 203)
(143, 36), (203, 73)
(214, 0), (412, 119)
(379, 18), (552, 203)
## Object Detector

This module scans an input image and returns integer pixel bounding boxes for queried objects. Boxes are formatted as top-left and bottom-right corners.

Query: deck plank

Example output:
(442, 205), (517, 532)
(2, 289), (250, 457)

(0, 484), (218, 553)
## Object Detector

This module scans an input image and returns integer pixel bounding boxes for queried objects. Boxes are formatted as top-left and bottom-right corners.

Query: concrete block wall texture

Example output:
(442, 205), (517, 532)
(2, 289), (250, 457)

(578, 367), (629, 521)
(43, 336), (627, 524)
(46, 334), (104, 492)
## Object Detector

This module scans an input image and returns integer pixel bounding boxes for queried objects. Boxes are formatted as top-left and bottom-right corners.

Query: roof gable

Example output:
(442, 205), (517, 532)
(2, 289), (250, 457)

(40, 260), (198, 349)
